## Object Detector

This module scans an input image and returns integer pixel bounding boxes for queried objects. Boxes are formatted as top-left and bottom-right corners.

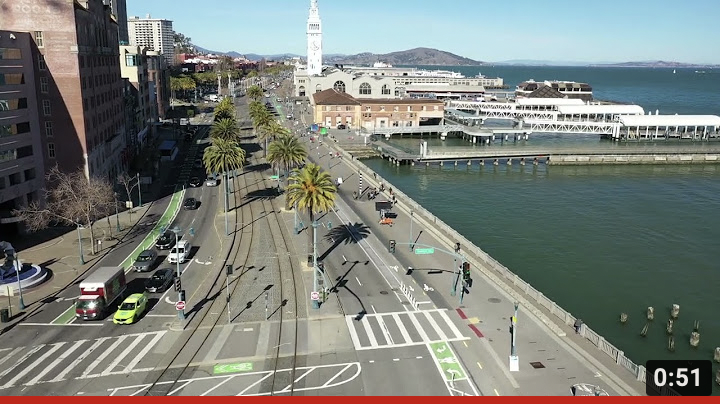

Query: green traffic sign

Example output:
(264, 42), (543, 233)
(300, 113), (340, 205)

(414, 248), (435, 255)
(270, 175), (280, 180)
(213, 362), (253, 374)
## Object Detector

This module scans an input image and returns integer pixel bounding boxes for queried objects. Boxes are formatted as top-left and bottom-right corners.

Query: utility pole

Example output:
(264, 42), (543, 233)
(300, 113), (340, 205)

(509, 302), (519, 372)
(171, 227), (185, 320)
(114, 193), (120, 232)
(311, 219), (320, 309)
(136, 173), (142, 207)
(12, 252), (25, 310)
(76, 220), (85, 265)
(225, 265), (232, 324)
(409, 210), (414, 251)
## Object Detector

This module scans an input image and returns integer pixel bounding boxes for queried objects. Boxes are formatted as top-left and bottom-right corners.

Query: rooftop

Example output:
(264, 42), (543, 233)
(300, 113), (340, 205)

(405, 84), (486, 93)
(618, 115), (720, 127)
(516, 98), (585, 106)
(313, 89), (361, 105)
(557, 104), (645, 115)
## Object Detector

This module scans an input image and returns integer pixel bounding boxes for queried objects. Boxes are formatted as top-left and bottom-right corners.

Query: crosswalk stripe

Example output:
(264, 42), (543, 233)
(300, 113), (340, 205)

(407, 312), (431, 343)
(122, 331), (165, 374)
(0, 345), (44, 380)
(1, 342), (65, 389)
(101, 334), (145, 376)
(391, 313), (413, 344)
(376, 315), (394, 345)
(80, 335), (129, 378)
(0, 347), (24, 369)
(48, 337), (109, 383)
(437, 309), (465, 339)
(423, 311), (448, 341)
(345, 316), (362, 349)
(360, 316), (379, 347)
(25, 340), (87, 386)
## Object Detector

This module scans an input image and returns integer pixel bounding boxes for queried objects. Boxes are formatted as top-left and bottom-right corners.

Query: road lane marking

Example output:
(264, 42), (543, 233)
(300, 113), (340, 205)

(101, 334), (146, 376)
(376, 315), (394, 345)
(494, 389), (500, 396)
(391, 313), (412, 344)
(0, 345), (44, 380)
(200, 375), (236, 396)
(237, 372), (273, 396)
(51, 305), (77, 325)
(2, 343), (65, 389)
(477, 362), (483, 369)
(49, 337), (109, 383)
(80, 335), (129, 378)
(355, 276), (362, 286)
(438, 309), (466, 340)
(25, 340), (86, 386)
(345, 315), (362, 349)
(463, 341), (468, 348)
(321, 363), (354, 388)
(424, 311), (449, 340)
(360, 316), (379, 347)
(0, 347), (24, 369)
(407, 312), (431, 343)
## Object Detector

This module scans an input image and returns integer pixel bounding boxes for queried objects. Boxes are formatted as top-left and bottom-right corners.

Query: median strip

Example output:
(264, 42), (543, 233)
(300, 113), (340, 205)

(52, 188), (185, 325)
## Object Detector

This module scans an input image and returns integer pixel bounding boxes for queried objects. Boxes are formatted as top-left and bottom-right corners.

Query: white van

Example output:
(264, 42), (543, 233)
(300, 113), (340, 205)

(168, 240), (192, 264)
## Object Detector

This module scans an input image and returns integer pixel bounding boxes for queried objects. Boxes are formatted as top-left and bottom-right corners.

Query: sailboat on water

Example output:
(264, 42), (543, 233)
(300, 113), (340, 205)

(673, 69), (676, 74)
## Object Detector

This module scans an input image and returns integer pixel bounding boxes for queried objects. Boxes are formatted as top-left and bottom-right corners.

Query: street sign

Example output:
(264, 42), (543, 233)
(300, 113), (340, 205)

(270, 175), (279, 180)
(175, 301), (186, 311)
(414, 248), (435, 255)
(310, 291), (320, 301)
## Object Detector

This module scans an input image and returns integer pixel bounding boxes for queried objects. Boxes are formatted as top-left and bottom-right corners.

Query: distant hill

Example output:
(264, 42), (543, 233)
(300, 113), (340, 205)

(191, 45), (300, 61)
(325, 47), (483, 66)
(591, 60), (720, 68)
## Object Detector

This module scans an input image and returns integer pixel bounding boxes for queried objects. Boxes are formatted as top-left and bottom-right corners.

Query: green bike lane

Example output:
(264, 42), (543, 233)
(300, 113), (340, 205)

(50, 188), (186, 325)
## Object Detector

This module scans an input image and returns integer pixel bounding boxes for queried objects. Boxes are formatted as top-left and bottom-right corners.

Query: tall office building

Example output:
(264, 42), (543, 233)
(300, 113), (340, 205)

(127, 15), (175, 66)
(107, 0), (129, 44)
(0, 31), (46, 235)
(2, 0), (127, 183)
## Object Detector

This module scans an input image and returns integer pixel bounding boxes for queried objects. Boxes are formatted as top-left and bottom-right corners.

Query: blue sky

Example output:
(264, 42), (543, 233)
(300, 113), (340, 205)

(127, 0), (720, 64)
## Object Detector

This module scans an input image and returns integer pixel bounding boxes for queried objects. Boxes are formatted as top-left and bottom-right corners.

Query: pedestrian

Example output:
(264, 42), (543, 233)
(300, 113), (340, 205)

(373, 172), (377, 180)
(389, 187), (393, 196)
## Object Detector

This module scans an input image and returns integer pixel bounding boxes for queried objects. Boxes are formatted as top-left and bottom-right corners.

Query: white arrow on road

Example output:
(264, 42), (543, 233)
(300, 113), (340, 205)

(423, 284), (435, 292)
(165, 296), (177, 305)
(408, 286), (415, 292)
(436, 345), (446, 354)
(195, 258), (212, 266)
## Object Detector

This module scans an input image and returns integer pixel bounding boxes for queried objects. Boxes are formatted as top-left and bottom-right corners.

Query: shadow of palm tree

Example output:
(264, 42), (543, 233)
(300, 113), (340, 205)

(244, 162), (271, 173)
(240, 143), (263, 154)
(237, 188), (281, 210)
(318, 223), (370, 261)
(324, 222), (370, 245)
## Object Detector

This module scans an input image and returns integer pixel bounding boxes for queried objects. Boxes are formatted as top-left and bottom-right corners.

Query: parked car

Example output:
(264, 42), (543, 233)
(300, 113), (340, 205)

(155, 231), (175, 250)
(189, 176), (202, 187)
(113, 293), (148, 325)
(132, 249), (158, 272)
(337, 124), (347, 130)
(183, 197), (199, 210)
(145, 268), (175, 293)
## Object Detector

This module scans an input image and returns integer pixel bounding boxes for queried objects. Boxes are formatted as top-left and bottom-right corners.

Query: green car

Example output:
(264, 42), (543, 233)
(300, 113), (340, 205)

(113, 293), (148, 325)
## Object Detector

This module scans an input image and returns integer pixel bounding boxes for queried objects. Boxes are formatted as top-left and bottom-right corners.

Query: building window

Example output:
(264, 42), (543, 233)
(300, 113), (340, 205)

(38, 54), (47, 70)
(365, 106), (371, 112)
(45, 121), (53, 137)
(0, 98), (28, 111)
(48, 143), (56, 158)
(0, 122), (31, 138)
(0, 73), (24, 85)
(298, 86), (306, 96)
(407, 106), (412, 112)
(422, 106), (427, 111)
(34, 31), (44, 47)
(333, 81), (346, 93)
(393, 106), (399, 112)
(380, 106), (385, 112)
(40, 77), (49, 93)
(0, 48), (22, 60)
(382, 85), (391, 95)
(434, 105), (439, 111)
(42, 99), (51, 116)
(359, 83), (372, 95)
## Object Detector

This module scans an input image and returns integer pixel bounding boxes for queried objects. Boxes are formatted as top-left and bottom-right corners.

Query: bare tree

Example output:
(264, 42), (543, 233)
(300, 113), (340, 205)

(13, 166), (115, 255)
(117, 172), (138, 205)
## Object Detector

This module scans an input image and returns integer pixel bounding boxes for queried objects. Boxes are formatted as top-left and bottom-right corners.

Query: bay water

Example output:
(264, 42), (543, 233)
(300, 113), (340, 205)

(365, 66), (720, 384)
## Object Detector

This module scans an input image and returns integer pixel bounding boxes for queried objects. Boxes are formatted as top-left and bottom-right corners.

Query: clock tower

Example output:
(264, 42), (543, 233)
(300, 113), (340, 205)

(306, 0), (323, 76)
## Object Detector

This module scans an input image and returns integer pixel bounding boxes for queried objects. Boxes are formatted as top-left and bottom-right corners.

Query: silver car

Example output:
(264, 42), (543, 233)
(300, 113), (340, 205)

(132, 249), (158, 272)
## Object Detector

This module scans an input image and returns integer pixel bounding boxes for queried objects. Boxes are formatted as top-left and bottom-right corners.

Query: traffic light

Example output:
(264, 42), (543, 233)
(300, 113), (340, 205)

(174, 277), (182, 292)
(389, 240), (396, 253)
(462, 262), (471, 281)
(226, 264), (233, 276)
(179, 290), (186, 303)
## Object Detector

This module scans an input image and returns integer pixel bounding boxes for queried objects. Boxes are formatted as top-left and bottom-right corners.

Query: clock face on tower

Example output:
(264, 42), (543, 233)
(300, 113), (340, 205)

(310, 40), (320, 51)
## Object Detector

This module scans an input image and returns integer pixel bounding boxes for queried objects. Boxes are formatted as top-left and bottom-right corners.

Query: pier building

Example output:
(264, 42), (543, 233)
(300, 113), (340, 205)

(516, 79), (593, 101)
(312, 89), (444, 130)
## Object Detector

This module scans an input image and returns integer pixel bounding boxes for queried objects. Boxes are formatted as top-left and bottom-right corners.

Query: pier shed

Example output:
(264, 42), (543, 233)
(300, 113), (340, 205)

(615, 115), (720, 141)
(556, 104), (645, 123)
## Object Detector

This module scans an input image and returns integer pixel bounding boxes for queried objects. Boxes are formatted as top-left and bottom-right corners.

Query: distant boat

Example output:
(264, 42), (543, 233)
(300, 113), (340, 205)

(695, 70), (706, 74)
(672, 69), (676, 74)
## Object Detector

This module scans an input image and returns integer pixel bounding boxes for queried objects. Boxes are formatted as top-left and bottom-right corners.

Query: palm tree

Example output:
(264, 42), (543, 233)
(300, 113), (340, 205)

(203, 138), (246, 234)
(214, 98), (235, 121)
(267, 134), (308, 190)
(250, 107), (274, 156)
(210, 118), (239, 142)
(247, 85), (264, 102)
(286, 163), (336, 308)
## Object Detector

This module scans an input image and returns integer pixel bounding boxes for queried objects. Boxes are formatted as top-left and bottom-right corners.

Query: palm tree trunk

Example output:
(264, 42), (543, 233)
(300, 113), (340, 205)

(308, 210), (314, 266)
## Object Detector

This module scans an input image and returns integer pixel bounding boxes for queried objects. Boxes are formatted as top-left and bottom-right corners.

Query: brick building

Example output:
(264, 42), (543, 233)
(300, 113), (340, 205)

(0, 31), (46, 235)
(3, 0), (127, 181)
(312, 89), (445, 130)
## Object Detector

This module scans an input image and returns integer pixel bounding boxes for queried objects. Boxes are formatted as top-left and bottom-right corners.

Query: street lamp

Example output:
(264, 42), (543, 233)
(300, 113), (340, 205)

(170, 226), (185, 320)
(76, 219), (85, 265)
(311, 219), (320, 309)
(114, 193), (121, 232)
(409, 210), (414, 251)
(10, 250), (25, 310)
(136, 173), (142, 207)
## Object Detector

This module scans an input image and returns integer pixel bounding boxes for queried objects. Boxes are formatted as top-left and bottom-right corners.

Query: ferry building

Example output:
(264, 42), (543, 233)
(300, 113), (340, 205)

(294, 1), (503, 102)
